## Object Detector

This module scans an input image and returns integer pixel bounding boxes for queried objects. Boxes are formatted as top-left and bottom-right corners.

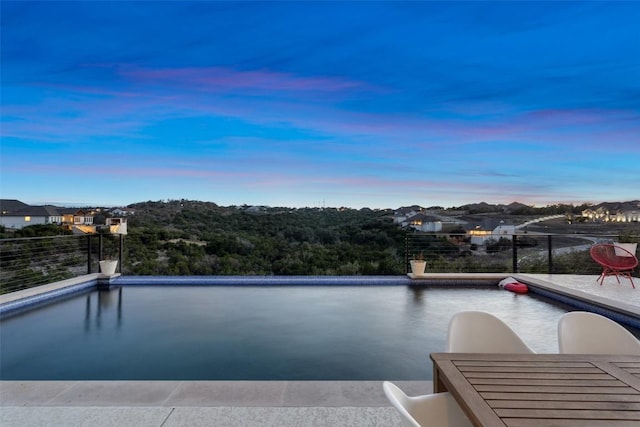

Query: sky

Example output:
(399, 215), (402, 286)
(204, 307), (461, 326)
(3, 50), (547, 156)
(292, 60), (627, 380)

(1, 1), (639, 209)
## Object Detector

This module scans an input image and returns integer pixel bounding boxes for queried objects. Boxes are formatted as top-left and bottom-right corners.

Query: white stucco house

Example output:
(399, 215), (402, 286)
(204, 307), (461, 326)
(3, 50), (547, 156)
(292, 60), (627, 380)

(467, 220), (516, 245)
(393, 206), (422, 224)
(0, 205), (63, 229)
(0, 200), (95, 230)
(405, 213), (443, 232)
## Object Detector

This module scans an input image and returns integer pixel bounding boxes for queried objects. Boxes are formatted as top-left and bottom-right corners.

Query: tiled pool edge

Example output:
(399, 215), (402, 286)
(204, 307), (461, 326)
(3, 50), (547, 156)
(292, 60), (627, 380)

(113, 274), (505, 286)
(1, 278), (96, 318)
(0, 274), (503, 318)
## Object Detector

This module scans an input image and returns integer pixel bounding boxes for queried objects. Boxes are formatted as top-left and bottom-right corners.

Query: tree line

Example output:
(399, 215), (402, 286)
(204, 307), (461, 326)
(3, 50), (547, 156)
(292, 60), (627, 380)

(122, 201), (408, 275)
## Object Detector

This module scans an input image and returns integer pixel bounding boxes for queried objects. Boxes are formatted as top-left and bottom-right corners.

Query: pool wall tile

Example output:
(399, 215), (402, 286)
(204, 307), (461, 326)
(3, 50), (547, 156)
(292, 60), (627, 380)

(112, 275), (500, 287)
(0, 280), (97, 318)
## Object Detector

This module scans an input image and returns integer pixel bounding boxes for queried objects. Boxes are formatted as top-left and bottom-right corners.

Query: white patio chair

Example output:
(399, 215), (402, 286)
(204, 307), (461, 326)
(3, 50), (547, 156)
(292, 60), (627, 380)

(446, 310), (536, 353)
(383, 381), (472, 427)
(558, 311), (640, 355)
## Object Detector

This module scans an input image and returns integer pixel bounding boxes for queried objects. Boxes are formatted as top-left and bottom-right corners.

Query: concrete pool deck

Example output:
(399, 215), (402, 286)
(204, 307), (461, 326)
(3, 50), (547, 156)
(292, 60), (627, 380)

(1, 380), (424, 426)
(1, 273), (638, 426)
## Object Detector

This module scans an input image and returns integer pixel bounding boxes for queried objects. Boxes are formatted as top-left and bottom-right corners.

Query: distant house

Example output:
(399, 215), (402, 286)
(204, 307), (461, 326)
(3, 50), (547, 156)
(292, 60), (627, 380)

(106, 217), (128, 234)
(393, 206), (422, 224)
(111, 207), (136, 216)
(245, 205), (267, 213)
(0, 199), (29, 214)
(407, 213), (443, 232)
(0, 200), (98, 230)
(582, 201), (640, 223)
(0, 203), (62, 229)
(493, 223), (516, 237)
(466, 219), (516, 245)
(58, 208), (94, 226)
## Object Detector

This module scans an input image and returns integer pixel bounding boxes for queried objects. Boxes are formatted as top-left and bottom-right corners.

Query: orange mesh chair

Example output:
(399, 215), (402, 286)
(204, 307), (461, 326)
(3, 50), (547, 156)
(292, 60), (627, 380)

(590, 244), (638, 288)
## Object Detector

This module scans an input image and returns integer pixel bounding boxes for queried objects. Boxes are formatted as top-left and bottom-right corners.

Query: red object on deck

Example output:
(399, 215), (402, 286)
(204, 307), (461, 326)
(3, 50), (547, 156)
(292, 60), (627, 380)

(504, 282), (528, 294)
(590, 244), (637, 288)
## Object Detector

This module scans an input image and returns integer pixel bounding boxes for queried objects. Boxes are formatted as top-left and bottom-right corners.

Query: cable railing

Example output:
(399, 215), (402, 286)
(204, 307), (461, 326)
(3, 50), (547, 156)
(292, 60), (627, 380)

(0, 234), (123, 294)
(1, 232), (637, 294)
(404, 232), (638, 275)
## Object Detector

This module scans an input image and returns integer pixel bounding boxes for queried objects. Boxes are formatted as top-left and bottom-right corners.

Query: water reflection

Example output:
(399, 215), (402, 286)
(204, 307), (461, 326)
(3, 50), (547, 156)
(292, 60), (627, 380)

(408, 285), (425, 304)
(84, 287), (123, 332)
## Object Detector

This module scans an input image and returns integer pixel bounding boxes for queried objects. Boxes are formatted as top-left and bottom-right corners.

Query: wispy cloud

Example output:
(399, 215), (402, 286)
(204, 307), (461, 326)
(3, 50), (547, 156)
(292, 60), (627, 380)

(120, 66), (371, 94)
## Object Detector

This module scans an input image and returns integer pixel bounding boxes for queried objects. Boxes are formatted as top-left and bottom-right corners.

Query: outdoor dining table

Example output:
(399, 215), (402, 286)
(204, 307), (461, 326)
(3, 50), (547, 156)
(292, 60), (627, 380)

(430, 353), (640, 427)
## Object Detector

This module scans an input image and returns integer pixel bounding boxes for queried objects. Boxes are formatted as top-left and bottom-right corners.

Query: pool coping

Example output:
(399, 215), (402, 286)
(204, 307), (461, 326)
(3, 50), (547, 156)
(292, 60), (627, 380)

(0, 380), (432, 407)
(515, 273), (640, 328)
(0, 274), (118, 317)
(0, 274), (117, 305)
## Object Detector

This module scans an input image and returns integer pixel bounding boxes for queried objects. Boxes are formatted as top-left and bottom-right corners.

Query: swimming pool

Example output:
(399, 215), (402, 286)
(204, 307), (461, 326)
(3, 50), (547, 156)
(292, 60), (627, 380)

(0, 285), (584, 380)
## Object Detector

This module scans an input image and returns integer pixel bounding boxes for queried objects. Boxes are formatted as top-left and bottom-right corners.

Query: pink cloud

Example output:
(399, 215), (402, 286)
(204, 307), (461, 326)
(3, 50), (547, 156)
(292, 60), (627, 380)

(119, 66), (371, 94)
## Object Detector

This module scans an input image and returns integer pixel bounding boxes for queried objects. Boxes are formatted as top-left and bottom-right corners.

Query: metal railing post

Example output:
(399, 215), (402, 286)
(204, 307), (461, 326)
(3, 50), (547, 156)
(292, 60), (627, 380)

(404, 235), (409, 274)
(119, 234), (123, 274)
(87, 235), (92, 274)
(512, 234), (518, 273)
(548, 235), (553, 274)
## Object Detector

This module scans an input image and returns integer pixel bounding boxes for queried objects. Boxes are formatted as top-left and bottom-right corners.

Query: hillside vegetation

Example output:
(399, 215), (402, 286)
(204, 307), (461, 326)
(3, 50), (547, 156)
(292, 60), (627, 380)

(108, 200), (637, 276)
(123, 201), (408, 275)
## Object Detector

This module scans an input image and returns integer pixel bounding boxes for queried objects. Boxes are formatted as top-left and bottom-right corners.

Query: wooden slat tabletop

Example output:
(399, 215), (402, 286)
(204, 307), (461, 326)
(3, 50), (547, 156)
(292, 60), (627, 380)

(430, 353), (640, 427)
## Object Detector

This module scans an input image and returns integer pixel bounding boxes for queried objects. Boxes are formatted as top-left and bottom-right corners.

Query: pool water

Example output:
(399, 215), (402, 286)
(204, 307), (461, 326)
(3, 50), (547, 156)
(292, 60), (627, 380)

(1, 285), (577, 380)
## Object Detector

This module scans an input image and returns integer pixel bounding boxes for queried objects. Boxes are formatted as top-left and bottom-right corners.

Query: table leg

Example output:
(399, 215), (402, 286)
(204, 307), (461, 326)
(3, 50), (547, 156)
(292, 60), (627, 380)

(433, 366), (448, 393)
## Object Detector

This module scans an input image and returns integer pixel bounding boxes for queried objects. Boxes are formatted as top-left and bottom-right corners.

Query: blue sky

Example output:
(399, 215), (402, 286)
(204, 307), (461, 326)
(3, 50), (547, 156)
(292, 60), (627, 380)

(1, 1), (639, 209)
